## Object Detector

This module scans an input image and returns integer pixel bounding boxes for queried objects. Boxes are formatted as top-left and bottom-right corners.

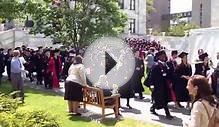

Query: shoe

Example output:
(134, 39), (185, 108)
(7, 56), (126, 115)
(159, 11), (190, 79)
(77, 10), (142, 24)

(166, 115), (174, 120)
(126, 104), (133, 109)
(139, 96), (145, 100)
(150, 107), (158, 116)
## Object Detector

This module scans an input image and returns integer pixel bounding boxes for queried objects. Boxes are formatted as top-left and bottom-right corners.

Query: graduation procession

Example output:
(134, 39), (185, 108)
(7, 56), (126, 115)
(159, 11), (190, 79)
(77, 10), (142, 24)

(0, 36), (219, 127)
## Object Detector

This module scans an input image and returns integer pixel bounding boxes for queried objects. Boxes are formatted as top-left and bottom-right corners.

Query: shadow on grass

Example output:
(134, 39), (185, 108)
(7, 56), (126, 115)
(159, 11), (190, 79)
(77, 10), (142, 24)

(152, 114), (183, 126)
(169, 105), (191, 115)
(68, 114), (122, 126)
(68, 115), (91, 122)
(120, 107), (141, 114)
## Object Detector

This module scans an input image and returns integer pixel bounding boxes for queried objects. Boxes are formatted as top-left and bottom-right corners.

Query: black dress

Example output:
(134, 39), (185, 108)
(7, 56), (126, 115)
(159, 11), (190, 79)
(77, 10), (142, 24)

(173, 63), (192, 102)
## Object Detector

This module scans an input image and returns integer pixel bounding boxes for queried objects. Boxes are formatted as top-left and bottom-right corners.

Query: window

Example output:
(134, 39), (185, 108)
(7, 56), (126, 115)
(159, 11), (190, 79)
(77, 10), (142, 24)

(129, 19), (136, 33)
(118, 0), (124, 9)
(130, 0), (135, 10)
(200, 4), (203, 27)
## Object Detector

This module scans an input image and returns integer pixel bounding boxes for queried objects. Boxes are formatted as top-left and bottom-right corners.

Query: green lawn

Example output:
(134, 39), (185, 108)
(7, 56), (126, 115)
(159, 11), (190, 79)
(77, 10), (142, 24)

(0, 81), (159, 127)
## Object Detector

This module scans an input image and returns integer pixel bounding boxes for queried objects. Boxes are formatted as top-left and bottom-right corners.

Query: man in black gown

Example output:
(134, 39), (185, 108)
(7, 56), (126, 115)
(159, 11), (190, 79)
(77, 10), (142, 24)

(148, 50), (174, 119)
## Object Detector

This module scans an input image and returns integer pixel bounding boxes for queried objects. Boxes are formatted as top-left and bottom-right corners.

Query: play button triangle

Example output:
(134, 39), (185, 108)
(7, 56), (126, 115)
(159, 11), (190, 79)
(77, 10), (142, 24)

(105, 52), (117, 75)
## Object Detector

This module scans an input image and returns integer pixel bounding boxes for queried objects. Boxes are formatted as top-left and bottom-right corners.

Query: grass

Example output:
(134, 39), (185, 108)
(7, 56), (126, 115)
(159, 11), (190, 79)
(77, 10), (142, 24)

(0, 80), (159, 127)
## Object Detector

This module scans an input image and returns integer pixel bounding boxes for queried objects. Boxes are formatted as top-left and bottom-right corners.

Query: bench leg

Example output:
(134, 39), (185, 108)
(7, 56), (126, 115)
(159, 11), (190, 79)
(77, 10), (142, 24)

(102, 108), (105, 119)
(83, 102), (86, 109)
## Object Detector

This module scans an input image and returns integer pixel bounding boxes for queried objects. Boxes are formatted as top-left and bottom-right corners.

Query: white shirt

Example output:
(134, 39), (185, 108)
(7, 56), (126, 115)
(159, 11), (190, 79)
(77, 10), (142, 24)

(66, 64), (86, 86)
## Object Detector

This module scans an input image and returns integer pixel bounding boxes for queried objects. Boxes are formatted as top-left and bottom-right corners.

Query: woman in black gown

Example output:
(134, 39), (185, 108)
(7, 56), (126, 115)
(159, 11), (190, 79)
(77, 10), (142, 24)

(173, 52), (192, 108)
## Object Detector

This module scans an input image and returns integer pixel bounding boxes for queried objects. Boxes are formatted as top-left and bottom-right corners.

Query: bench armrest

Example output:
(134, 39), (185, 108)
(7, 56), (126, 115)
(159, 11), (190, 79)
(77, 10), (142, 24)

(104, 94), (120, 99)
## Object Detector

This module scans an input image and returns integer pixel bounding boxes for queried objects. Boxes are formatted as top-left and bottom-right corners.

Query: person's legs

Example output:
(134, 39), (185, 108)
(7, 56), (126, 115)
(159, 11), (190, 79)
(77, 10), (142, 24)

(0, 73), (2, 85)
(17, 73), (24, 102)
(150, 104), (158, 115)
(68, 101), (73, 113)
(126, 98), (132, 109)
(139, 92), (144, 99)
(164, 106), (173, 119)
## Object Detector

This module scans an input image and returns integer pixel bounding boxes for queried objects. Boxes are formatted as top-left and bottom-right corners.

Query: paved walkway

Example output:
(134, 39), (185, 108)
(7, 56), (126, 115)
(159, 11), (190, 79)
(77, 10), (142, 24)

(25, 81), (190, 127)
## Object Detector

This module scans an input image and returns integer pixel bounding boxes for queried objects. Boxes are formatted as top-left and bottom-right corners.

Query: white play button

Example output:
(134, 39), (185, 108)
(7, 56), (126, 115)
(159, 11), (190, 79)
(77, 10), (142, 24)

(83, 37), (135, 89)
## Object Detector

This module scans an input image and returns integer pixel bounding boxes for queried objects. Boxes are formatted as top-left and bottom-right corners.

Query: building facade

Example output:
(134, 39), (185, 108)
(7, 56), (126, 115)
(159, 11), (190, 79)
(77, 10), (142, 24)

(147, 0), (170, 32)
(192, 0), (219, 28)
(119, 0), (147, 35)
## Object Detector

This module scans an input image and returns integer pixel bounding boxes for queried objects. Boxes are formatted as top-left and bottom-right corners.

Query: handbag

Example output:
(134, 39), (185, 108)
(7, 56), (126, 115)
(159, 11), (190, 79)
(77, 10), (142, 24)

(201, 101), (219, 127)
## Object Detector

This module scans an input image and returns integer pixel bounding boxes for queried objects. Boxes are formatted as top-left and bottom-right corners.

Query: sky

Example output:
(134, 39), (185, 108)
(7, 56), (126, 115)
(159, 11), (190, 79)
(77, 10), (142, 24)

(171, 0), (192, 13)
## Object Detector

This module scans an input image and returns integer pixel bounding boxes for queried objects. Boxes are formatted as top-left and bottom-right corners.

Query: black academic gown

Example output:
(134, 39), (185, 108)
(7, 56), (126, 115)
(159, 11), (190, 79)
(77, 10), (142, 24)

(0, 53), (5, 82)
(35, 53), (44, 83)
(174, 63), (192, 102)
(148, 61), (171, 109)
(194, 62), (210, 77)
(5, 54), (12, 80)
(132, 58), (144, 93)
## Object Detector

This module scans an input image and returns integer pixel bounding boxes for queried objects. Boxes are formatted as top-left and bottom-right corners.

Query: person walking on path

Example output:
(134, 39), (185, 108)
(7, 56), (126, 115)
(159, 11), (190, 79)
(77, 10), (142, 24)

(10, 50), (25, 102)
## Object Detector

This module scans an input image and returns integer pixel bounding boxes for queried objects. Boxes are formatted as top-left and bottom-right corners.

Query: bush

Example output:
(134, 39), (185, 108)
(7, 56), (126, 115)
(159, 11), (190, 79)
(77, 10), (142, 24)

(0, 93), (60, 127)
(0, 110), (59, 127)
(0, 93), (19, 113)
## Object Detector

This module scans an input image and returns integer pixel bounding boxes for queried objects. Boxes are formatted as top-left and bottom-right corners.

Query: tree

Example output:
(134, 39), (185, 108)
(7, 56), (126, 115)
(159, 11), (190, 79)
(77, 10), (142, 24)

(30, 0), (128, 46)
(167, 21), (198, 37)
(146, 0), (155, 14)
(0, 0), (22, 20)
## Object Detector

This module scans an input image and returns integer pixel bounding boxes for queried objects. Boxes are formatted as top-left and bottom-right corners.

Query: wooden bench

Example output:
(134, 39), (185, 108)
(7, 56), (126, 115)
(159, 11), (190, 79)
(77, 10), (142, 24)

(82, 86), (120, 118)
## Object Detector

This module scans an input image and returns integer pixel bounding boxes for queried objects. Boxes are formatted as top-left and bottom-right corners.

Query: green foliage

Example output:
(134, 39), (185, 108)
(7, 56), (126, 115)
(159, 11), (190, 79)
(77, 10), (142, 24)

(0, 0), (22, 20)
(167, 21), (199, 37)
(147, 0), (155, 14)
(0, 92), (59, 127)
(29, 0), (128, 46)
(0, 110), (59, 127)
(0, 93), (19, 113)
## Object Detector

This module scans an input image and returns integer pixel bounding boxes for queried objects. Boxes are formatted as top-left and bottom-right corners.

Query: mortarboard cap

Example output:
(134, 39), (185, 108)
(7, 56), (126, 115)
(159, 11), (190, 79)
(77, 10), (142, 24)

(199, 52), (208, 60)
(156, 50), (166, 57)
(0, 48), (4, 51)
(171, 50), (178, 55)
(178, 52), (188, 58)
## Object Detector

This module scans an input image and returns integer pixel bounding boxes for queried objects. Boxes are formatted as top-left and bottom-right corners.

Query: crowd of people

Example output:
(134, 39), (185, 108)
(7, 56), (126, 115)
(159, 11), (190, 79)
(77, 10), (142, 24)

(1, 37), (219, 126)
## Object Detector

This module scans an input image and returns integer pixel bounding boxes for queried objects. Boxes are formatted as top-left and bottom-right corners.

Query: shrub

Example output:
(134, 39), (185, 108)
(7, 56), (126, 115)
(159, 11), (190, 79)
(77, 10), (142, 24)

(0, 93), (60, 127)
(0, 93), (19, 113)
(0, 110), (60, 127)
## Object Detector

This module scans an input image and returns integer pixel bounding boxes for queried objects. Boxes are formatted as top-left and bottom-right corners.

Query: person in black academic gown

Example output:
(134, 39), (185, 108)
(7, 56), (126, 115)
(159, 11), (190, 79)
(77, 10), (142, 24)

(148, 50), (173, 119)
(0, 48), (5, 85)
(194, 52), (210, 77)
(173, 52), (192, 108)
(5, 49), (13, 81)
(35, 47), (44, 85)
(132, 51), (145, 99)
(166, 50), (178, 107)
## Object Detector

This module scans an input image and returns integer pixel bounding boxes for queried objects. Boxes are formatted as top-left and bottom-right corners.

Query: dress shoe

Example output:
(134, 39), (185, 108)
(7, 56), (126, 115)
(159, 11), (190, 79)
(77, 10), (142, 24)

(166, 115), (174, 120)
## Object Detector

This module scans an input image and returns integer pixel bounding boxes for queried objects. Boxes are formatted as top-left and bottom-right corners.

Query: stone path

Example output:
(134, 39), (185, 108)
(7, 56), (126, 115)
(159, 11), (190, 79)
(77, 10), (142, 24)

(25, 81), (190, 127)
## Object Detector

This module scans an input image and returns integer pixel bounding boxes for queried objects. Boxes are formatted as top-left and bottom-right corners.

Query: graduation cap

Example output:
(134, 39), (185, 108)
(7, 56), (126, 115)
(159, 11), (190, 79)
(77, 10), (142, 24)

(0, 48), (4, 51)
(171, 50), (178, 56)
(178, 52), (188, 58)
(156, 50), (166, 57)
(38, 46), (43, 49)
(14, 47), (21, 50)
(44, 48), (50, 53)
(54, 49), (60, 53)
(199, 52), (208, 60)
